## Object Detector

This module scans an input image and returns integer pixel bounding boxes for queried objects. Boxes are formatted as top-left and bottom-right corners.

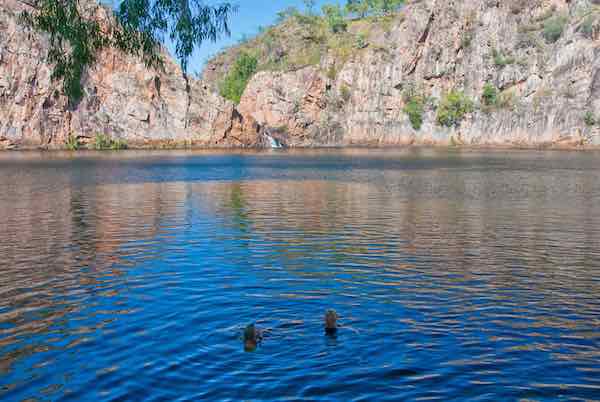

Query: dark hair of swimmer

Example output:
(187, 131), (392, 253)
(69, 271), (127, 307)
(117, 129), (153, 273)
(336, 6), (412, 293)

(324, 309), (338, 334)
(244, 324), (259, 352)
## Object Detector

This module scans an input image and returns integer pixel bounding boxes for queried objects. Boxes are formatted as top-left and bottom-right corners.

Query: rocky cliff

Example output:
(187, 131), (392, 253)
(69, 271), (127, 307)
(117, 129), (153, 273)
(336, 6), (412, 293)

(206, 0), (600, 148)
(0, 0), (244, 149)
(2, 0), (600, 149)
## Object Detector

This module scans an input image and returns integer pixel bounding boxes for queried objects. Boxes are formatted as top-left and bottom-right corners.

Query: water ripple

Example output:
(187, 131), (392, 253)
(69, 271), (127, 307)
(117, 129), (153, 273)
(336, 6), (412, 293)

(0, 149), (599, 400)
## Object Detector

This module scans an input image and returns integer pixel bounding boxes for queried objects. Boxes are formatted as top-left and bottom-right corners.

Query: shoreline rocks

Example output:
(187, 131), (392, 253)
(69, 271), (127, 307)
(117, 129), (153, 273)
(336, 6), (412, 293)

(2, 0), (600, 150)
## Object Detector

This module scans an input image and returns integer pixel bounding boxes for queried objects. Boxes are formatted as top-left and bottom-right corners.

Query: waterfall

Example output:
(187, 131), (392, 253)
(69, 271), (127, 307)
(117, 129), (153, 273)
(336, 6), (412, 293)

(264, 132), (283, 149)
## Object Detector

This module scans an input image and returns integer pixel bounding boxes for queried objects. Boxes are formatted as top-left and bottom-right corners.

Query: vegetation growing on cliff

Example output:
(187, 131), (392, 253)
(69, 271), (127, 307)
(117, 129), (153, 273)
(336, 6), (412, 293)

(92, 133), (128, 150)
(65, 135), (81, 151)
(481, 83), (498, 107)
(404, 97), (424, 130)
(346, 0), (404, 18)
(219, 52), (258, 104)
(543, 15), (567, 43)
(322, 4), (347, 33)
(20, 0), (236, 106)
(492, 48), (515, 67)
(436, 91), (474, 128)
(584, 111), (596, 126)
(212, 0), (405, 100)
(402, 86), (425, 130)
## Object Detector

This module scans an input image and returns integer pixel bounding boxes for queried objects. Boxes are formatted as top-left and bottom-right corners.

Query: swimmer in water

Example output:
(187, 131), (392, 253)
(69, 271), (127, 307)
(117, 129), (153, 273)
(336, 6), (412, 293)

(243, 324), (261, 352)
(324, 309), (338, 335)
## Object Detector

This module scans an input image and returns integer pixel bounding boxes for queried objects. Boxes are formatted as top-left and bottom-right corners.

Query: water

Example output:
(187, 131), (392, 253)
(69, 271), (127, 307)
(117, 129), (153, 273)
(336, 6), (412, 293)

(1, 148), (599, 401)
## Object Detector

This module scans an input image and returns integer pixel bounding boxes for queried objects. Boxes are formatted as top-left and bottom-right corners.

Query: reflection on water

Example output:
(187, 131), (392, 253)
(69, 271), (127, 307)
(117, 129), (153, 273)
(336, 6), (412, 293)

(0, 149), (600, 400)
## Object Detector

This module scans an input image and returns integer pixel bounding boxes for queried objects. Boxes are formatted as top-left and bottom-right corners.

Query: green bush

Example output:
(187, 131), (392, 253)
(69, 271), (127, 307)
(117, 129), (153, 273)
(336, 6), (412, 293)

(482, 83), (498, 107)
(65, 135), (80, 151)
(340, 84), (352, 103)
(219, 52), (258, 104)
(584, 111), (596, 126)
(92, 133), (112, 150)
(581, 14), (596, 38)
(346, 0), (404, 17)
(492, 48), (515, 67)
(403, 96), (424, 130)
(355, 33), (368, 49)
(346, 0), (370, 18)
(543, 15), (568, 43)
(436, 90), (474, 127)
(110, 138), (128, 150)
(92, 134), (128, 150)
(322, 4), (347, 33)
(461, 31), (473, 49)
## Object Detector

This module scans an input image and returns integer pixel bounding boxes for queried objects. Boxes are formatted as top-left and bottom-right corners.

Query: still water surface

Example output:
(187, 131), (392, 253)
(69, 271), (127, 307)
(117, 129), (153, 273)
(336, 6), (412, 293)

(1, 149), (600, 401)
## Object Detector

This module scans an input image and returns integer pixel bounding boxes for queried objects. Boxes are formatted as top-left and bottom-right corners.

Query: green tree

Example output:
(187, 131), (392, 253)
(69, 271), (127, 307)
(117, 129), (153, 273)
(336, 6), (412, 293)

(20, 0), (236, 106)
(276, 6), (300, 23)
(584, 111), (596, 126)
(372, 0), (404, 15)
(542, 15), (567, 43)
(322, 4), (347, 33)
(303, 0), (316, 15)
(345, 0), (404, 18)
(219, 52), (258, 104)
(436, 90), (473, 127)
(346, 0), (370, 18)
(482, 83), (498, 107)
(404, 96), (424, 130)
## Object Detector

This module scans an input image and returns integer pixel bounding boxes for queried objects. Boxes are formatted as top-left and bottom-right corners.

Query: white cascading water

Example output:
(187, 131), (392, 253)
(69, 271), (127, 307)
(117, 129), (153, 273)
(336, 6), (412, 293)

(265, 133), (283, 149)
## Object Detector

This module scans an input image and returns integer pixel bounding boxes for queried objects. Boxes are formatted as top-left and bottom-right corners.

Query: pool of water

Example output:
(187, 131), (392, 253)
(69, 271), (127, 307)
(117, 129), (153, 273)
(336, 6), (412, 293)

(1, 148), (599, 401)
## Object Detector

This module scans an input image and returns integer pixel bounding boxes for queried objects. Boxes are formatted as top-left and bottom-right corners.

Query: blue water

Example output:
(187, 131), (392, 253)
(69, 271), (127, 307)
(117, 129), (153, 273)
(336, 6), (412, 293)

(0, 149), (600, 401)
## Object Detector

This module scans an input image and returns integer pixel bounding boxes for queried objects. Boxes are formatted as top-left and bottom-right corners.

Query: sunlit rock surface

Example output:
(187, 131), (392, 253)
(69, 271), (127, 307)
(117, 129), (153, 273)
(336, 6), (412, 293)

(0, 0), (239, 149)
(2, 0), (600, 148)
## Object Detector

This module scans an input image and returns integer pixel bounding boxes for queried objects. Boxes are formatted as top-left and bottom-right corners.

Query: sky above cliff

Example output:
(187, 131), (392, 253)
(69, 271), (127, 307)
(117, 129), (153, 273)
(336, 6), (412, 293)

(187, 0), (337, 75)
(101, 0), (339, 75)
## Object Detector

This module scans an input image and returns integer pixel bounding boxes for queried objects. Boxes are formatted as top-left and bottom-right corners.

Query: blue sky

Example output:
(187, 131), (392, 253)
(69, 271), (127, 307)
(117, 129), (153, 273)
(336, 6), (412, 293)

(186, 0), (339, 75)
(102, 0), (341, 75)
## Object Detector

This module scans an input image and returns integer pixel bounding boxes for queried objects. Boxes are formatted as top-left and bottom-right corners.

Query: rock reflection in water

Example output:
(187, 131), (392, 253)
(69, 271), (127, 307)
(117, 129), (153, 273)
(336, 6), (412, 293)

(0, 150), (599, 400)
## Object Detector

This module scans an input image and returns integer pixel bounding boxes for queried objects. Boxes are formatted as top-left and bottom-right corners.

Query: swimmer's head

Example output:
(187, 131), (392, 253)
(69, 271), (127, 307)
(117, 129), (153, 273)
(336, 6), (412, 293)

(324, 309), (338, 333)
(244, 324), (258, 341)
(243, 324), (258, 352)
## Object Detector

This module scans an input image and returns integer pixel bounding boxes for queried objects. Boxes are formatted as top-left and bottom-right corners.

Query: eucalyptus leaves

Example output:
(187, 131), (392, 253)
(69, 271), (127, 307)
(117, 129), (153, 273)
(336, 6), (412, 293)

(20, 0), (236, 106)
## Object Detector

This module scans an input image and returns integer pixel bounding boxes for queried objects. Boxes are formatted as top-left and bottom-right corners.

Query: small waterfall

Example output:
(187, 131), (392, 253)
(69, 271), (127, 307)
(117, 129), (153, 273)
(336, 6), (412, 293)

(264, 132), (283, 149)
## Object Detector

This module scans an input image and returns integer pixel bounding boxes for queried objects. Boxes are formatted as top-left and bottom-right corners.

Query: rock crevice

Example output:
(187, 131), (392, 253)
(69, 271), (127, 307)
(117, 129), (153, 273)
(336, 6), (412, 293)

(2, 0), (600, 149)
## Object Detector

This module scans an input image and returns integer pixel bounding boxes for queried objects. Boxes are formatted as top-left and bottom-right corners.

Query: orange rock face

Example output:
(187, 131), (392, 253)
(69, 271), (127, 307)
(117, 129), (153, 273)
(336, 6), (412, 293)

(0, 0), (255, 149)
(2, 0), (600, 149)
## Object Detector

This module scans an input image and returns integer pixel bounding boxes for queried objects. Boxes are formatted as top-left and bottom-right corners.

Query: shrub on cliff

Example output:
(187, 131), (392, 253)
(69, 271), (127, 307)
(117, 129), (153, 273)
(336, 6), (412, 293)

(340, 84), (352, 103)
(492, 48), (515, 67)
(581, 14), (597, 39)
(403, 96), (425, 130)
(346, 0), (404, 18)
(482, 83), (498, 107)
(543, 15), (568, 43)
(322, 4), (347, 33)
(346, 0), (370, 18)
(219, 52), (258, 104)
(92, 134), (128, 150)
(65, 135), (80, 151)
(584, 111), (596, 126)
(436, 90), (473, 127)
